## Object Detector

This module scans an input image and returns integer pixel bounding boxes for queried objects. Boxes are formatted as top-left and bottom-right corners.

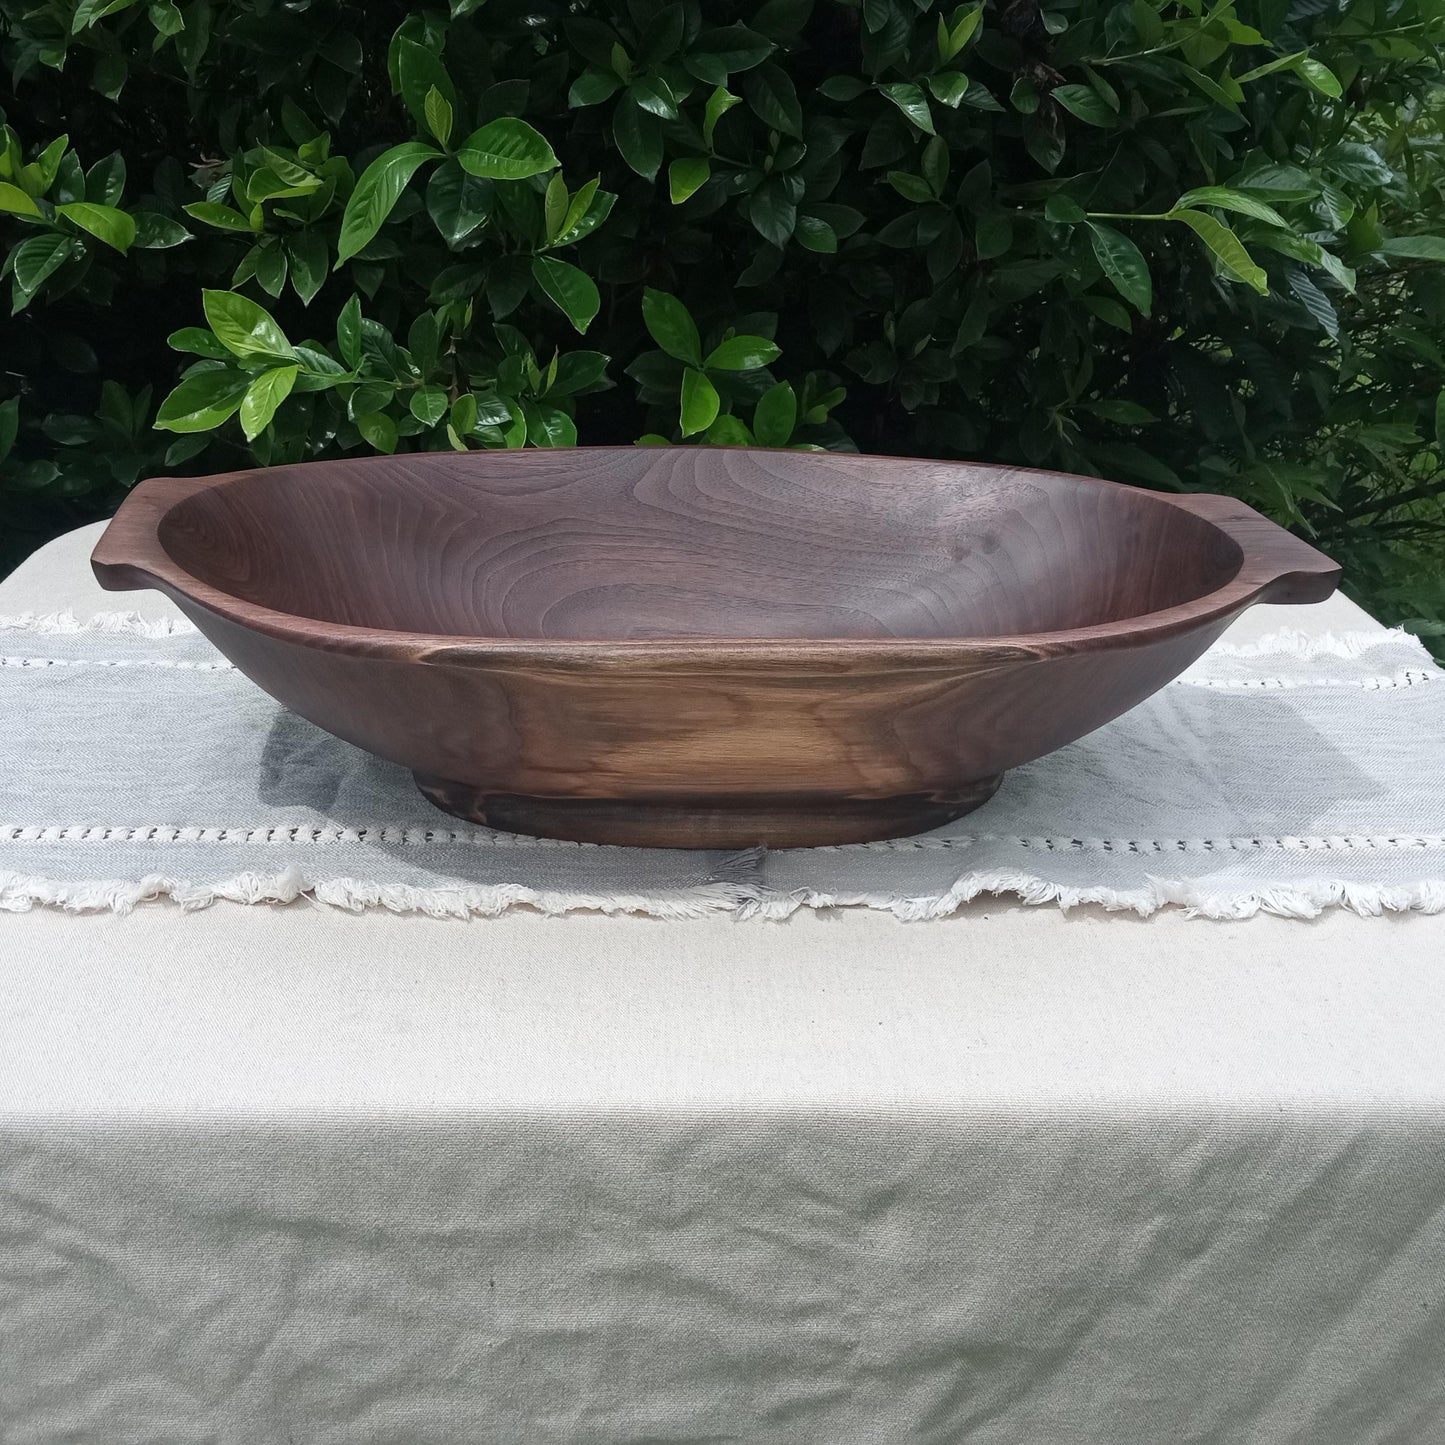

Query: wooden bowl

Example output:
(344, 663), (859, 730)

(92, 449), (1339, 848)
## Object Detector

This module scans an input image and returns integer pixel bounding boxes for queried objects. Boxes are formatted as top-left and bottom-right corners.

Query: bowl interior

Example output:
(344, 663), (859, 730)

(156, 450), (1242, 641)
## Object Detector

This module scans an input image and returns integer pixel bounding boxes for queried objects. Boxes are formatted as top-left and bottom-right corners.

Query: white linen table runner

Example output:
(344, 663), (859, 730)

(2, 610), (1441, 919)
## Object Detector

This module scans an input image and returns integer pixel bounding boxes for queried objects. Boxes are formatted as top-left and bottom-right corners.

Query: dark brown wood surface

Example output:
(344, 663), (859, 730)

(92, 448), (1340, 847)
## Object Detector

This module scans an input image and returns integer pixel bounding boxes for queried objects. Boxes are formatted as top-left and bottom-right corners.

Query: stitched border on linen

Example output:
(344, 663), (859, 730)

(3, 825), (1444, 857)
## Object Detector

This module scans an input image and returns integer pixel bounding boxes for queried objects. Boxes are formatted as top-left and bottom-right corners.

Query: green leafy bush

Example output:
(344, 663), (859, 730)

(2, 0), (1444, 637)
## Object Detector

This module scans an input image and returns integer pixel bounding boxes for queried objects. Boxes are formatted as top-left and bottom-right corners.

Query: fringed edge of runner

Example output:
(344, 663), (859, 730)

(5, 866), (1444, 922)
(0, 610), (197, 636)
(0, 867), (764, 920)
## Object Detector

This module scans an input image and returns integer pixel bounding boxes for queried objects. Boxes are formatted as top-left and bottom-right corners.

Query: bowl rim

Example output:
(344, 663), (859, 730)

(91, 448), (1341, 670)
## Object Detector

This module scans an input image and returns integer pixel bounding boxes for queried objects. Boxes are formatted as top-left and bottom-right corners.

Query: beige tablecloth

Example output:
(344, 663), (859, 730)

(2, 523), (1444, 1444)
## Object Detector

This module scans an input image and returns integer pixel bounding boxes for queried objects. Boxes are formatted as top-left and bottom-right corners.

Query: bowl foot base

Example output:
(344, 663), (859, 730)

(413, 774), (1004, 849)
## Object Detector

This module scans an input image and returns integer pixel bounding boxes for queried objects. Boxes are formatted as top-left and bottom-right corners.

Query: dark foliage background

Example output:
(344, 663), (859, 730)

(1, 0), (1443, 638)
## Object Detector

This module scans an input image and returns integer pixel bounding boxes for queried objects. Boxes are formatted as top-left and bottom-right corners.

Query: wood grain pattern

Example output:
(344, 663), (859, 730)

(91, 448), (1341, 848)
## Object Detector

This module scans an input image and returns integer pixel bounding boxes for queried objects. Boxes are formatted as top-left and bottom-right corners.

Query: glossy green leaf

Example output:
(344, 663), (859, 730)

(747, 177), (798, 247)
(450, 393), (478, 435)
(540, 173), (567, 245)
(13, 234), (78, 294)
(613, 97), (663, 180)
(522, 400), (577, 447)
(248, 240), (287, 298)
(630, 76), (680, 120)
(1180, 66), (1242, 110)
(335, 142), (439, 265)
(1175, 187), (1291, 230)
(552, 180), (598, 245)
(1237, 163), (1318, 201)
(71, 0), (139, 33)
(286, 231), (327, 305)
(938, 5), (981, 60)
(424, 87), (454, 148)
(642, 287), (702, 365)
(703, 86), (742, 147)
(1130, 0), (1164, 46)
(744, 64), (803, 137)
(926, 73), (970, 108)
(258, 149), (316, 191)
(1087, 399), (1155, 424)
(410, 386), (449, 425)
(1380, 236), (1445, 261)
(547, 351), (610, 397)
(668, 157), (710, 204)
(21, 134), (69, 194)
(1088, 222), (1152, 316)
(93, 52), (127, 98)
(396, 39), (455, 136)
(426, 160), (492, 247)
(752, 0), (811, 40)
(240, 364), (298, 441)
(203, 288), (295, 360)
(921, 136), (949, 197)
(879, 83), (935, 135)
(569, 68), (623, 107)
(1237, 50), (1308, 83)
(457, 119), (558, 179)
(132, 213), (190, 248)
(638, 2), (686, 63)
(551, 181), (614, 247)
(1051, 84), (1113, 126)
(976, 212), (1012, 259)
(473, 392), (514, 426)
(685, 24), (774, 85)
(1045, 194), (1087, 223)
(704, 335), (781, 370)
(84, 154), (126, 206)
(183, 201), (256, 233)
(679, 368), (720, 436)
(56, 202), (136, 252)
(291, 347), (349, 384)
(149, 0), (184, 36)
(154, 368), (251, 432)
(704, 414), (754, 446)
(336, 295), (363, 370)
(794, 214), (838, 252)
(1083, 294), (1133, 332)
(1171, 208), (1269, 293)
(1085, 66), (1119, 112)
(356, 411), (398, 453)
(753, 381), (796, 445)
(168, 326), (232, 359)
(345, 381), (393, 421)
(888, 171), (934, 204)
(962, 79), (1005, 112)
(1296, 58), (1342, 97)
(1287, 268), (1339, 339)
(531, 255), (600, 333)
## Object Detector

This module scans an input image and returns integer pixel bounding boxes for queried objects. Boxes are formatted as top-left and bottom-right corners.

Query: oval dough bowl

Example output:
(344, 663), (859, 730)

(92, 448), (1340, 848)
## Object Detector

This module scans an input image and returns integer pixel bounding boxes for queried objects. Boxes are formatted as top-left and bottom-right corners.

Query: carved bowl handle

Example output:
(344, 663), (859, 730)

(1170, 492), (1341, 605)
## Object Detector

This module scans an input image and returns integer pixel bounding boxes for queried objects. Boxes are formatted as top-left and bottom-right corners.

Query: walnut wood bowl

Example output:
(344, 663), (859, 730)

(92, 448), (1339, 848)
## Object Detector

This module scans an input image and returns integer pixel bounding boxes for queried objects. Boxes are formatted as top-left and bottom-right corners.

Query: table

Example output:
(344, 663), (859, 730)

(2, 523), (1443, 1443)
